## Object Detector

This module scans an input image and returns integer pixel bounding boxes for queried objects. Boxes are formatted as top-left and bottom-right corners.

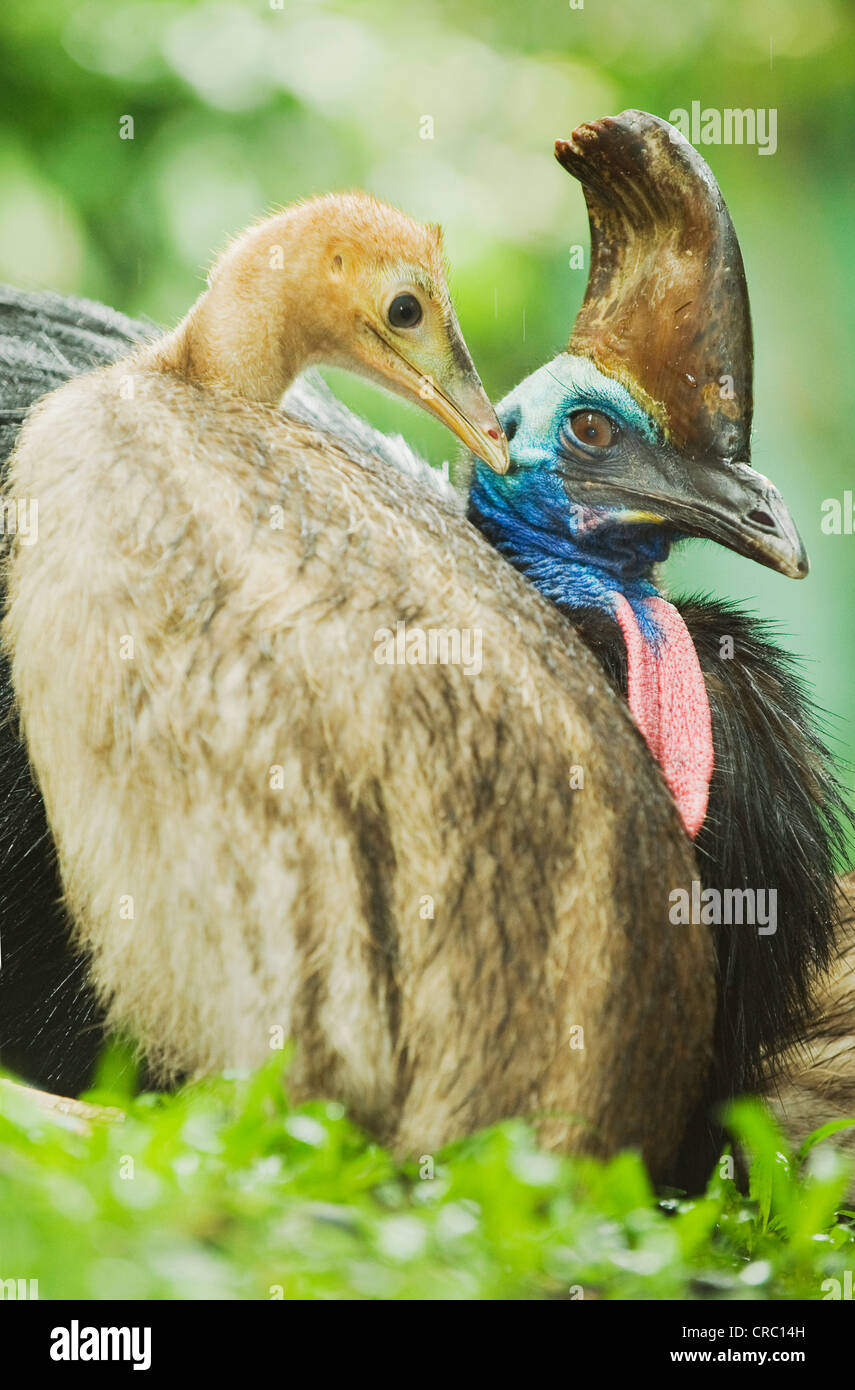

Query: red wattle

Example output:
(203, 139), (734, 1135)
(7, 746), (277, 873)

(613, 593), (713, 839)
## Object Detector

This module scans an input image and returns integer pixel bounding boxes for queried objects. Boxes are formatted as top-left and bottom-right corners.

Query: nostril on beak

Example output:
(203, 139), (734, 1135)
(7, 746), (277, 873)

(747, 508), (776, 530)
(486, 427), (500, 440)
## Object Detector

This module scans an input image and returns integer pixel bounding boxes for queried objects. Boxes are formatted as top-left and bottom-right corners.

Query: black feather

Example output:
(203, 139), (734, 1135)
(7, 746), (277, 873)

(0, 288), (147, 1089)
(567, 595), (854, 1182)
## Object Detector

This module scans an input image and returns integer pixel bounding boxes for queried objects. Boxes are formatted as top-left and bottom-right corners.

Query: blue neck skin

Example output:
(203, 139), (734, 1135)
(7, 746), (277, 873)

(468, 355), (679, 650)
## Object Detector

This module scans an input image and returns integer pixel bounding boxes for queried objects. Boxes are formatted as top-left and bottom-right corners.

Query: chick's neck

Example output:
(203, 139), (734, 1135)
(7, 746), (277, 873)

(142, 213), (326, 405)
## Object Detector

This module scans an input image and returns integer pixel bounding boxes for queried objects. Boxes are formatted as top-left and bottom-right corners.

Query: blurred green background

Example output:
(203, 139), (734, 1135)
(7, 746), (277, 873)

(1, 0), (852, 844)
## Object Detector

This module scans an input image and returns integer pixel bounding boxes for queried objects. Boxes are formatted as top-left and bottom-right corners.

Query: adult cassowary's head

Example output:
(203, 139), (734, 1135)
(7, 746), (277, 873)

(469, 110), (808, 838)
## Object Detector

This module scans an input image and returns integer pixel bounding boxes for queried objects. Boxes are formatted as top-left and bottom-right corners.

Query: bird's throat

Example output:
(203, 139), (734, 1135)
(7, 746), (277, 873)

(613, 594), (713, 839)
(140, 214), (320, 405)
(468, 485), (713, 837)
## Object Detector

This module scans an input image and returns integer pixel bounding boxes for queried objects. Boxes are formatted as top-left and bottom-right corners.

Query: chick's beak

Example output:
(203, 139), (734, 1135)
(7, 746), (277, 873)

(361, 318), (509, 474)
(424, 362), (510, 476)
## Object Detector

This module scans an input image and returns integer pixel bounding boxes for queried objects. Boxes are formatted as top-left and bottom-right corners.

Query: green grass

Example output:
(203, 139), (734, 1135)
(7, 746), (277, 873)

(1, 1049), (853, 1301)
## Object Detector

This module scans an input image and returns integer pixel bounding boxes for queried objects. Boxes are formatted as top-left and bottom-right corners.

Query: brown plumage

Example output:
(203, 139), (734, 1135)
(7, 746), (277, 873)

(2, 296), (713, 1175)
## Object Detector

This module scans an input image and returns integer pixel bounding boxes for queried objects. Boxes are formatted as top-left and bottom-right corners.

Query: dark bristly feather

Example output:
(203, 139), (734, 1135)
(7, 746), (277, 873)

(0, 288), (149, 1090)
(566, 595), (854, 1180)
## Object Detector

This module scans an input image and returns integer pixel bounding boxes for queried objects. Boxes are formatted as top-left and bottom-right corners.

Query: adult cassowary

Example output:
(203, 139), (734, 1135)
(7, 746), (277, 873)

(468, 112), (853, 1183)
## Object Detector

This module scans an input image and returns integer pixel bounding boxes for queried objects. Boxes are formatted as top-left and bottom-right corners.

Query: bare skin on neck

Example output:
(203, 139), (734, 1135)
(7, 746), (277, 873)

(140, 193), (509, 474)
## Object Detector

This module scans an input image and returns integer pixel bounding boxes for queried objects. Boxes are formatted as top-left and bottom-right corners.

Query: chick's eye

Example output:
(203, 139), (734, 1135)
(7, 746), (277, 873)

(566, 409), (617, 449)
(388, 293), (423, 329)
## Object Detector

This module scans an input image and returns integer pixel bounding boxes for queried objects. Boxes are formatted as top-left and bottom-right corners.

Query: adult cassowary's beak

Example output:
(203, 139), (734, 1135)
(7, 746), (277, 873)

(630, 454), (808, 579)
(673, 459), (808, 579)
(555, 111), (808, 579)
(563, 440), (809, 579)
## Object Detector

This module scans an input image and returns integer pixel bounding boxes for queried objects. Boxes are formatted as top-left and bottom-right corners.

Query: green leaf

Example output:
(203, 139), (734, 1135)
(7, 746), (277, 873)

(796, 1117), (855, 1163)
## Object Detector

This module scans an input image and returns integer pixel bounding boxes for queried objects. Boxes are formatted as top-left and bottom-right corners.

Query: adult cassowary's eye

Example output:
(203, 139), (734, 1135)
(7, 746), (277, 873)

(387, 293), (423, 329)
(566, 409), (617, 449)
